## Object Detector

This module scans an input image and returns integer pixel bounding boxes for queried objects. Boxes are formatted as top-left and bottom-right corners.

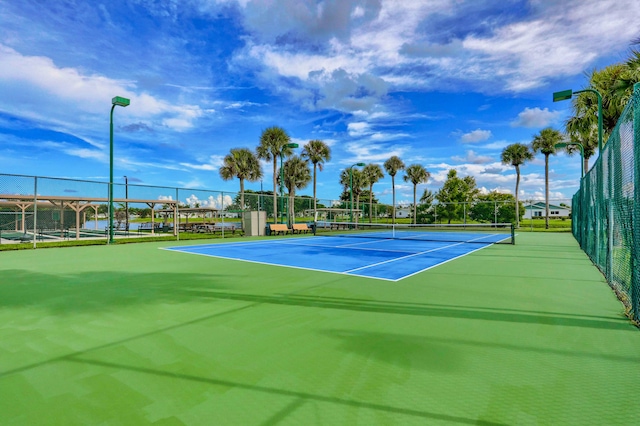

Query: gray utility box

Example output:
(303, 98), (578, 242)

(242, 211), (267, 236)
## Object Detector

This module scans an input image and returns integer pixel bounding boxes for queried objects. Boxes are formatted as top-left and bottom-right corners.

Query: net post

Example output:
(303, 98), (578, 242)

(511, 222), (515, 245)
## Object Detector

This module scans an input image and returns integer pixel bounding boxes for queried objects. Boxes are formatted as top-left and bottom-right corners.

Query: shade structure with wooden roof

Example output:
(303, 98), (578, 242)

(0, 194), (178, 240)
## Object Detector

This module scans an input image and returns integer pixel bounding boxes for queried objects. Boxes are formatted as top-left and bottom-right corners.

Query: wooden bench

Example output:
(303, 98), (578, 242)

(292, 223), (311, 234)
(269, 224), (291, 235)
(213, 224), (236, 234)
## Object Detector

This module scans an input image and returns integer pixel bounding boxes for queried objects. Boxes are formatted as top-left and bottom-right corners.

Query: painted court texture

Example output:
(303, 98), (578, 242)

(1, 232), (639, 424)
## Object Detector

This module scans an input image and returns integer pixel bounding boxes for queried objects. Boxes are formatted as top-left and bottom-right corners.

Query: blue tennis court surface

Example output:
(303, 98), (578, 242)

(163, 234), (506, 281)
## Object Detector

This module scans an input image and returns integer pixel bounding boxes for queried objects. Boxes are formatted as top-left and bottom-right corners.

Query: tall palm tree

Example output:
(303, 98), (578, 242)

(301, 140), (331, 221)
(531, 127), (563, 229)
(219, 148), (263, 217)
(403, 164), (430, 224)
(383, 156), (405, 223)
(565, 119), (597, 173)
(256, 126), (292, 223)
(501, 143), (533, 228)
(362, 163), (384, 223)
(281, 156), (311, 225)
(568, 64), (628, 154)
(339, 168), (366, 223)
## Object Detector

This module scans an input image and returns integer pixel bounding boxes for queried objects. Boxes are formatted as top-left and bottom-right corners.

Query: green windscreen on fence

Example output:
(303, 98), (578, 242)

(572, 84), (640, 323)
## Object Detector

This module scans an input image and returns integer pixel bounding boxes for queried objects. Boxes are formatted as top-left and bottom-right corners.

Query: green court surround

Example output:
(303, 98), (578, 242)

(0, 233), (638, 425)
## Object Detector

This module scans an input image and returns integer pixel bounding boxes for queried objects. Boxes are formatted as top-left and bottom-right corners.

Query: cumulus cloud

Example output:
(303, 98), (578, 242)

(0, 44), (204, 132)
(511, 107), (561, 128)
(460, 129), (492, 143)
(452, 150), (493, 164)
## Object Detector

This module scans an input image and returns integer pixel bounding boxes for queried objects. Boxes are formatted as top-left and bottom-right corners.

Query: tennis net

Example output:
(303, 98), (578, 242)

(313, 221), (515, 244)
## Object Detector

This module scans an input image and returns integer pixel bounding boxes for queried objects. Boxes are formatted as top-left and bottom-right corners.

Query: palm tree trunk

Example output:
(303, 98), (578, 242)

(584, 157), (589, 176)
(313, 163), (317, 221)
(289, 191), (295, 226)
(391, 175), (396, 224)
(240, 178), (245, 232)
(545, 155), (549, 229)
(413, 185), (417, 225)
(515, 165), (520, 228)
(369, 184), (373, 223)
(272, 160), (278, 223)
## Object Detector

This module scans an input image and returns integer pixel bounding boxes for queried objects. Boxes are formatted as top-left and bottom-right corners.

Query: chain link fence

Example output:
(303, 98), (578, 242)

(571, 85), (640, 323)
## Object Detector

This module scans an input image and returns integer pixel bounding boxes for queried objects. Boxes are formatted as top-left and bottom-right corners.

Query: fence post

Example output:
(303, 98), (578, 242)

(175, 188), (180, 241)
(631, 83), (640, 320)
(32, 176), (38, 249)
(221, 191), (225, 239)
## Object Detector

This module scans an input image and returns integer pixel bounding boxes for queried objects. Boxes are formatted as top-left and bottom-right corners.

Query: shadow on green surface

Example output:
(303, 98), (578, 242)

(0, 269), (234, 313)
(65, 357), (507, 426)
(185, 289), (633, 331)
(324, 330), (640, 364)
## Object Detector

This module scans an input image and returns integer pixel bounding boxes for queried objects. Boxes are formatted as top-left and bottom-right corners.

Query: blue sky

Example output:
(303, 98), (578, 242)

(1, 0), (639, 207)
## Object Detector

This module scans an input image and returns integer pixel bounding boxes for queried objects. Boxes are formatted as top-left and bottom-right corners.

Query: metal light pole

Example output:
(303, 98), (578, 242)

(553, 88), (602, 263)
(349, 163), (365, 223)
(109, 96), (130, 244)
(553, 88), (602, 153)
(123, 175), (129, 231)
(279, 143), (298, 224)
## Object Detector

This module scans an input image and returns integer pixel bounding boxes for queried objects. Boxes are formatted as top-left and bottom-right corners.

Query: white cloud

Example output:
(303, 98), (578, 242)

(0, 44), (204, 131)
(347, 121), (371, 137)
(511, 107), (561, 128)
(460, 129), (492, 143)
(452, 150), (493, 164)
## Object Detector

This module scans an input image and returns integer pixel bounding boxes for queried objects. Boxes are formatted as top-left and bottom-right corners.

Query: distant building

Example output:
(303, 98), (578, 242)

(395, 208), (411, 218)
(523, 202), (571, 219)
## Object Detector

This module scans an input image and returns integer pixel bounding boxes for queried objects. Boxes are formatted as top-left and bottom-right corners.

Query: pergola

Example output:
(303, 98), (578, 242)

(305, 207), (363, 221)
(156, 206), (219, 230)
(0, 194), (178, 240)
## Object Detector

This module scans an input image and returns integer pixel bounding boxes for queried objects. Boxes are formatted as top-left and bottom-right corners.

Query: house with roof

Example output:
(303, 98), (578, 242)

(523, 202), (571, 219)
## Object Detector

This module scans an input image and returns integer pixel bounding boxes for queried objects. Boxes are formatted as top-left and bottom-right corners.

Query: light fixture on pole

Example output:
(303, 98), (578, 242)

(349, 163), (366, 223)
(553, 89), (602, 153)
(553, 87), (603, 264)
(279, 143), (299, 224)
(109, 96), (130, 244)
(555, 142), (584, 178)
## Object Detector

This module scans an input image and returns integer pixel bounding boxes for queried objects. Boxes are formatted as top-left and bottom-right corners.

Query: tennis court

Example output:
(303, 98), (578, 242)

(162, 224), (511, 281)
(1, 232), (639, 424)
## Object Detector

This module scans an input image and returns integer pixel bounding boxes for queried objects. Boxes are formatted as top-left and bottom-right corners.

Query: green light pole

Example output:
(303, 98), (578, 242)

(553, 88), (602, 153)
(349, 163), (365, 223)
(279, 143), (298, 225)
(555, 142), (584, 178)
(109, 96), (130, 244)
(553, 88), (603, 264)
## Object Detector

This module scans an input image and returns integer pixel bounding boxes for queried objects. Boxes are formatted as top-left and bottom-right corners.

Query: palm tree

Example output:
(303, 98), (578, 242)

(531, 127), (563, 229)
(403, 164), (430, 224)
(301, 140), (331, 221)
(281, 156), (311, 225)
(219, 148), (263, 223)
(256, 126), (292, 223)
(565, 119), (597, 173)
(383, 156), (405, 223)
(501, 143), (534, 228)
(362, 163), (384, 223)
(339, 168), (366, 223)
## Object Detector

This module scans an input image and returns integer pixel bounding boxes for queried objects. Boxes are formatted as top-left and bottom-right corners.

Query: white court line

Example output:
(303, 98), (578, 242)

(161, 233), (504, 282)
(342, 232), (498, 273)
(342, 241), (468, 273)
(160, 247), (397, 282)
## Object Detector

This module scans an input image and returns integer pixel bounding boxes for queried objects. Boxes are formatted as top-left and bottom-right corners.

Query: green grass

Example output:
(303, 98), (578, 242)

(1, 233), (639, 424)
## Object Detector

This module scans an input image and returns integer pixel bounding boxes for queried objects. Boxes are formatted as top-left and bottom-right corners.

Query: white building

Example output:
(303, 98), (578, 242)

(523, 202), (571, 219)
(395, 208), (411, 218)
